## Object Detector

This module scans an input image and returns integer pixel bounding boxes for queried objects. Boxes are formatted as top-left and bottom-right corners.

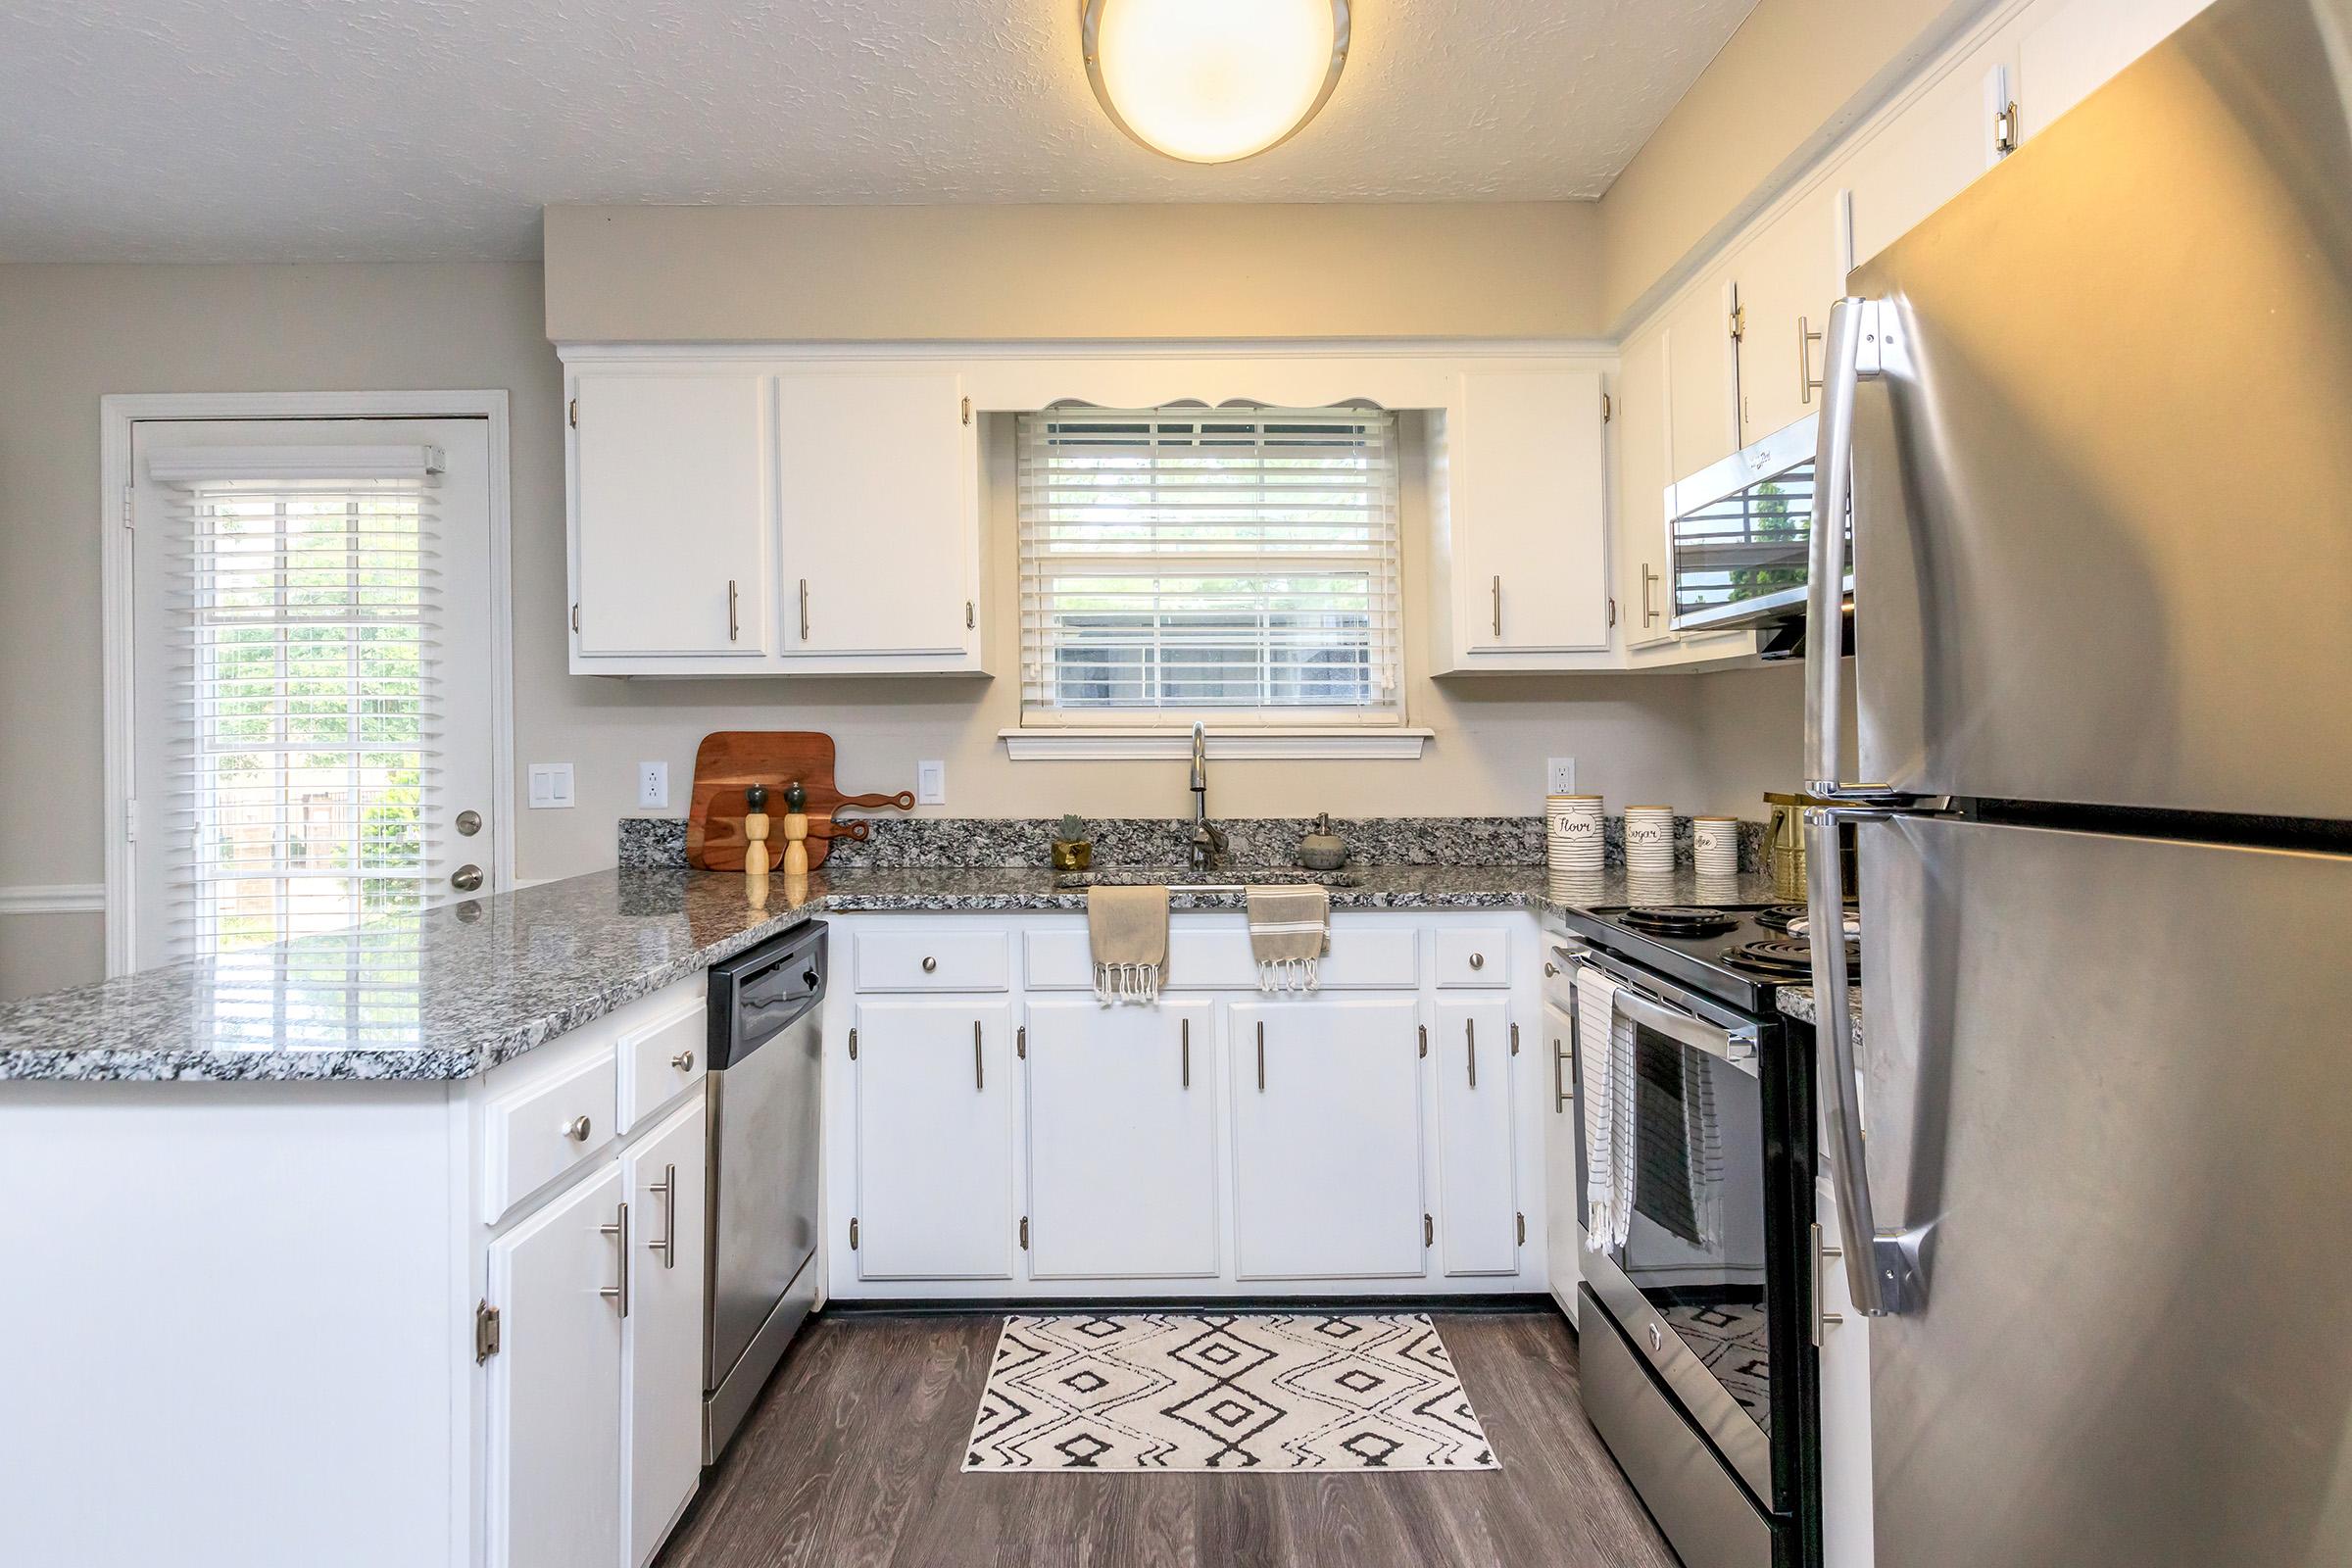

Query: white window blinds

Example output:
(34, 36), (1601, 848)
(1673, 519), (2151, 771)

(1016, 406), (1403, 725)
(148, 446), (443, 957)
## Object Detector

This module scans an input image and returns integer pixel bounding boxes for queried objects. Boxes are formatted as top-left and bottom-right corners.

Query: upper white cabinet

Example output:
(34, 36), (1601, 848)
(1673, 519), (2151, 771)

(2015, 0), (2210, 138)
(571, 370), (772, 659)
(1426, 368), (1613, 673)
(1663, 266), (1741, 485)
(1730, 186), (1850, 449)
(564, 355), (984, 676)
(775, 369), (978, 662)
(1844, 16), (2024, 267)
(1614, 327), (1677, 653)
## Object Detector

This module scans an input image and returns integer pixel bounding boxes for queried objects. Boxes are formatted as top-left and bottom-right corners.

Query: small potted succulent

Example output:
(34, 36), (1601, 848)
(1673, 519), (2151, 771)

(1050, 812), (1093, 872)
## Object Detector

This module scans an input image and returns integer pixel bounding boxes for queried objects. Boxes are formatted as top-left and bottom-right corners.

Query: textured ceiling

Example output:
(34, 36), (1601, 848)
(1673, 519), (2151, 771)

(0, 0), (1759, 262)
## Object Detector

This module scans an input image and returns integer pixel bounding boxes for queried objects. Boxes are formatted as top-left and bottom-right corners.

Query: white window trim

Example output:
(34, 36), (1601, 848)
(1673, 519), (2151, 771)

(997, 725), (1434, 761)
(98, 390), (514, 979)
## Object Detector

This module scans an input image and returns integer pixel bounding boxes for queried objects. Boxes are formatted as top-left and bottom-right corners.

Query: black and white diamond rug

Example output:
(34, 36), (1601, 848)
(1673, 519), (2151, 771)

(963, 1312), (1498, 1472)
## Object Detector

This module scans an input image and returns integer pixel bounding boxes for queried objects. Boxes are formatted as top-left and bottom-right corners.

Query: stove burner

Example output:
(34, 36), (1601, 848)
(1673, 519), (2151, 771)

(1721, 937), (1860, 980)
(1754, 905), (1809, 933)
(1619, 906), (1740, 938)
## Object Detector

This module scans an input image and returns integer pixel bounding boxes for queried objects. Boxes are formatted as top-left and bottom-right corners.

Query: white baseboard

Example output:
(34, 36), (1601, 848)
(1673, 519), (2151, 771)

(0, 884), (107, 915)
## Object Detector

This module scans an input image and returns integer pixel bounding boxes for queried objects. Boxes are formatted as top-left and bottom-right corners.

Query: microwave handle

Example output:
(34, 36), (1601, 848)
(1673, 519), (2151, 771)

(1803, 297), (1886, 801)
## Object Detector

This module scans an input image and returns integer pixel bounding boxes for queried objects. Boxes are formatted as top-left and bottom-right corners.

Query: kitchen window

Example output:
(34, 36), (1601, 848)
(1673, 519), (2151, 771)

(1010, 405), (1423, 758)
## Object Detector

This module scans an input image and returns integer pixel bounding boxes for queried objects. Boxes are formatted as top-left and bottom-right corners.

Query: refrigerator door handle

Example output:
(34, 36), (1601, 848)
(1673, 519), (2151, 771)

(1806, 806), (1926, 1317)
(1803, 296), (1902, 802)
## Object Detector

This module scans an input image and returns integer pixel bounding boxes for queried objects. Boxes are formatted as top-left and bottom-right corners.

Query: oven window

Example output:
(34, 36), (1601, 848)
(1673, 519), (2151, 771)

(1618, 1015), (1774, 1436)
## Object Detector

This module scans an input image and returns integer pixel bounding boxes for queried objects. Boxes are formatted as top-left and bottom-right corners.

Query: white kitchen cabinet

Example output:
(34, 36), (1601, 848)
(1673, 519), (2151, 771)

(1731, 186), (1851, 448)
(569, 370), (772, 660)
(1432, 999), (1518, 1277)
(1816, 1175), (1875, 1568)
(1023, 998), (1217, 1279)
(622, 1099), (709, 1568)
(775, 368), (978, 662)
(852, 1000), (1017, 1280)
(1230, 999), (1427, 1280)
(2016, 0), (2210, 139)
(1615, 325), (1677, 652)
(1844, 19), (2024, 267)
(1664, 266), (1741, 487)
(1426, 368), (1613, 672)
(1541, 999), (1583, 1323)
(487, 1162), (626, 1568)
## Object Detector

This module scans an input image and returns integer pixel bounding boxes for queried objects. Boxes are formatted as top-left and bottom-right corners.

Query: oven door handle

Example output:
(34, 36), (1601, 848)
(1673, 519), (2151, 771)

(1610, 986), (1759, 1076)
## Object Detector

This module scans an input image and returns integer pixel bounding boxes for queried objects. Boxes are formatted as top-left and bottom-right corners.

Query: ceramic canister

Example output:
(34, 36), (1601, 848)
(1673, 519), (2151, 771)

(1546, 794), (1605, 872)
(1624, 805), (1676, 877)
(1692, 815), (1740, 876)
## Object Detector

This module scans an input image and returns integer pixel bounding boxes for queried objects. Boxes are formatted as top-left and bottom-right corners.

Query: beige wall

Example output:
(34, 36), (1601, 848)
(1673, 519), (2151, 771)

(544, 204), (1606, 343)
(0, 259), (1789, 1001)
(1597, 0), (1984, 325)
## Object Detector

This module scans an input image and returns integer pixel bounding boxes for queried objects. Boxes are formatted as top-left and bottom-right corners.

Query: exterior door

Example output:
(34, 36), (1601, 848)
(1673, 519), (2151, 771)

(127, 417), (499, 971)
(1230, 999), (1425, 1281)
(486, 1163), (624, 1568)
(623, 1100), (707, 1568)
(1432, 999), (1516, 1276)
(853, 1000), (1015, 1280)
(1856, 813), (2352, 1567)
(1024, 998), (1216, 1279)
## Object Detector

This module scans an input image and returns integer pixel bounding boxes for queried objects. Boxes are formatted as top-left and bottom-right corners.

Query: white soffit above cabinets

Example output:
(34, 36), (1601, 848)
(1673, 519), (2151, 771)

(0, 0), (1758, 262)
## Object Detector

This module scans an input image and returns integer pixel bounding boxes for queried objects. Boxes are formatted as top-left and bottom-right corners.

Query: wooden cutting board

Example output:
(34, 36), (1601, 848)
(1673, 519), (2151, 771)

(685, 731), (914, 871)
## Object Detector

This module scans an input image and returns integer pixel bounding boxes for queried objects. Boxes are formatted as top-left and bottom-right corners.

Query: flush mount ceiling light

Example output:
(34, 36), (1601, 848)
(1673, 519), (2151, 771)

(1081, 0), (1351, 165)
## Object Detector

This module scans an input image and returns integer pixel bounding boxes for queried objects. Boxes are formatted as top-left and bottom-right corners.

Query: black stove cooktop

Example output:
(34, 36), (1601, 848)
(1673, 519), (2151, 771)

(1555, 902), (1860, 1015)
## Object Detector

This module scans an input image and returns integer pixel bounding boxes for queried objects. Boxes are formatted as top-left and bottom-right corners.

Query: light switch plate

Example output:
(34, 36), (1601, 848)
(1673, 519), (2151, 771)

(528, 762), (575, 809)
(1546, 757), (1577, 795)
(637, 760), (668, 809)
(916, 760), (947, 807)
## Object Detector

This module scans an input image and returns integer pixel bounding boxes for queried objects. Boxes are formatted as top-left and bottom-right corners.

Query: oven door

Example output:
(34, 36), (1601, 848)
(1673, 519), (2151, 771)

(1576, 971), (1777, 1502)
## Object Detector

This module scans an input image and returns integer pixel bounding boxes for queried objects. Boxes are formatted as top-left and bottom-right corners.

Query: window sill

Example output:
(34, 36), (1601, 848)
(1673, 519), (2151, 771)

(999, 726), (1433, 761)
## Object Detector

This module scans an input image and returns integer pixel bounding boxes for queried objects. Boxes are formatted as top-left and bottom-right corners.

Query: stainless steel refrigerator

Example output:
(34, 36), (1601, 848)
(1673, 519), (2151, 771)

(1800, 0), (2352, 1562)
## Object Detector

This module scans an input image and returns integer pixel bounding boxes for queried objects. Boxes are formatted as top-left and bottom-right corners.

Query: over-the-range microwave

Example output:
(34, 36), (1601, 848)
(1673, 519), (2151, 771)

(1665, 413), (1851, 637)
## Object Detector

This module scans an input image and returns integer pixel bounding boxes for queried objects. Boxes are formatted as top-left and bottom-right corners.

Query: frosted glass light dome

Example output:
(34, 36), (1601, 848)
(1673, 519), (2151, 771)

(1083, 0), (1351, 165)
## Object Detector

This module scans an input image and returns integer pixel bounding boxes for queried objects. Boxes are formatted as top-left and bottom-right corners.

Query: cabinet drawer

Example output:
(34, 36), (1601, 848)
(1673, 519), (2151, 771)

(1435, 928), (1511, 987)
(854, 928), (1009, 993)
(617, 997), (707, 1136)
(483, 1047), (619, 1224)
(1024, 924), (1420, 992)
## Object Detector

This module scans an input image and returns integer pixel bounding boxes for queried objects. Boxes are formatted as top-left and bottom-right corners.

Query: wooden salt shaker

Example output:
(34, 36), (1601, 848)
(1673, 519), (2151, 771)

(781, 780), (810, 878)
(743, 783), (772, 878)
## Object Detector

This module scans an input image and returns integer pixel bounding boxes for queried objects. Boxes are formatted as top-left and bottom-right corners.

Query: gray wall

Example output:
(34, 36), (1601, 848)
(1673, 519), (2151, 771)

(0, 260), (1803, 1000)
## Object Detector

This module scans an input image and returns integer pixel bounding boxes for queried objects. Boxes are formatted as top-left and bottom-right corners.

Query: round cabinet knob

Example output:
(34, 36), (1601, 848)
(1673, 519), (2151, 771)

(921, 956), (938, 973)
(562, 1115), (592, 1142)
(671, 1050), (695, 1072)
(1469, 953), (1486, 970)
(1544, 961), (1558, 978)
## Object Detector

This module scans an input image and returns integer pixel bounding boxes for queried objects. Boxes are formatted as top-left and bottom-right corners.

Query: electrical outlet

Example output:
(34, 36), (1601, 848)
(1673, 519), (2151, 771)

(527, 763), (574, 809)
(1546, 757), (1577, 796)
(916, 760), (947, 807)
(637, 760), (668, 809)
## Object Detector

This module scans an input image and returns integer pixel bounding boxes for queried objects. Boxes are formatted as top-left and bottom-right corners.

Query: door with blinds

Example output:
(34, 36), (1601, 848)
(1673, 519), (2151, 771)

(126, 418), (498, 970)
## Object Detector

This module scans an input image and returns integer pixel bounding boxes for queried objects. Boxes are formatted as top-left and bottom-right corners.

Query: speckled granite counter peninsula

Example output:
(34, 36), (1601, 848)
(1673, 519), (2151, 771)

(0, 861), (1661, 1084)
(1775, 984), (1866, 1049)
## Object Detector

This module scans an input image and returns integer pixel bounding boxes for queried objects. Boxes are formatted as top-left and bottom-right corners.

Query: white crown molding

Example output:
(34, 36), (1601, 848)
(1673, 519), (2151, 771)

(557, 337), (1617, 364)
(1000, 727), (1433, 761)
(0, 884), (107, 915)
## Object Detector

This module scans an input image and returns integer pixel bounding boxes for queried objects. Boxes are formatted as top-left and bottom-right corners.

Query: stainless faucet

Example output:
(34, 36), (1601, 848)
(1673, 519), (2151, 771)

(1188, 721), (1228, 871)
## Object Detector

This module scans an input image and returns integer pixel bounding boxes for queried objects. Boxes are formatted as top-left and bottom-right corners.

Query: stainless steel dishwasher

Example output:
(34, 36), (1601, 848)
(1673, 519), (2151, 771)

(702, 920), (824, 1463)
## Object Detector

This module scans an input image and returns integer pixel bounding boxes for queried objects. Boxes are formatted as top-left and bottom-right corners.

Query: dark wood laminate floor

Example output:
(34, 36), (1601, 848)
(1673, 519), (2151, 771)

(658, 1310), (1679, 1568)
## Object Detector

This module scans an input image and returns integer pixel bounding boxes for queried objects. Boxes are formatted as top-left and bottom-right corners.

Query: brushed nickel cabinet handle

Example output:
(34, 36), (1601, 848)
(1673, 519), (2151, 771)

(648, 1163), (676, 1269)
(1256, 1021), (1265, 1093)
(598, 1201), (630, 1316)
(1554, 1037), (1569, 1112)
(1466, 1019), (1477, 1089)
(1491, 575), (1502, 638)
(1799, 315), (1826, 405)
(1642, 564), (1661, 627)
(974, 1021), (984, 1091)
(727, 579), (739, 643)
(799, 577), (810, 641)
(561, 1114), (591, 1143)
(1181, 1017), (1190, 1089)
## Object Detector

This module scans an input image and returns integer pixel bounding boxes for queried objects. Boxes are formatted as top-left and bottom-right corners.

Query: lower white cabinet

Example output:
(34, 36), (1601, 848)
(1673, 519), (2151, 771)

(1230, 998), (1428, 1281)
(1542, 999), (1584, 1321)
(852, 999), (1017, 1280)
(622, 1099), (710, 1568)
(488, 1163), (627, 1568)
(1432, 999), (1517, 1276)
(1025, 998), (1217, 1279)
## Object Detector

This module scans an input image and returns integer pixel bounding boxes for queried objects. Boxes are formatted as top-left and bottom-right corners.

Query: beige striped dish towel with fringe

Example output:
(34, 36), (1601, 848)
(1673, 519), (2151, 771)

(1087, 884), (1168, 1004)
(1247, 884), (1329, 993)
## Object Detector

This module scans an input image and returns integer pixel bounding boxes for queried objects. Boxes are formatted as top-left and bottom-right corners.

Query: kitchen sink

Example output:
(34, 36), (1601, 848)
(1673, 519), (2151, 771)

(1052, 868), (1364, 890)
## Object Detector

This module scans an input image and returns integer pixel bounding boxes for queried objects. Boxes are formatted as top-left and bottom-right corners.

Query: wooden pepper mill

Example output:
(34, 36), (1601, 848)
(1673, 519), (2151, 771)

(781, 780), (810, 877)
(743, 783), (772, 878)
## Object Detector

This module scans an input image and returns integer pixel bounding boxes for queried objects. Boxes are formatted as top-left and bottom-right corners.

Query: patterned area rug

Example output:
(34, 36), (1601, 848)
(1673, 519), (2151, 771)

(963, 1312), (1498, 1472)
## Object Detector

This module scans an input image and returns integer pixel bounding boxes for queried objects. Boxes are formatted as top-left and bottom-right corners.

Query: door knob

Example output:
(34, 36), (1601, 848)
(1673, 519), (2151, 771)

(451, 864), (483, 892)
(455, 808), (482, 838)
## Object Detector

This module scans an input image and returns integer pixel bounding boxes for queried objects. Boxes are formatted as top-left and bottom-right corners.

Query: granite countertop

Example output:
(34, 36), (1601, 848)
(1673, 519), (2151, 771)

(1776, 985), (1865, 1048)
(0, 860), (1626, 1085)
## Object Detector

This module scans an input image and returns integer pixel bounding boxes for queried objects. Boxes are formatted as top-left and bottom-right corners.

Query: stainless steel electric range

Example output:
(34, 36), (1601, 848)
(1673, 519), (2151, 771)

(1550, 902), (1854, 1568)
